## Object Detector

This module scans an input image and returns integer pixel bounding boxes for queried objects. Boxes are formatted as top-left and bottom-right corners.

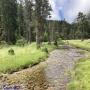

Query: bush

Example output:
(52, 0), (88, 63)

(16, 38), (27, 46)
(42, 47), (48, 54)
(54, 40), (58, 46)
(58, 38), (64, 45)
(8, 48), (15, 55)
(0, 41), (8, 48)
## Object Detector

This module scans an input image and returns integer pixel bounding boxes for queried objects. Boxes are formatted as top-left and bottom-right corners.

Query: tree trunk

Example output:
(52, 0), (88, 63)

(48, 21), (51, 44)
(36, 26), (40, 49)
(28, 23), (31, 43)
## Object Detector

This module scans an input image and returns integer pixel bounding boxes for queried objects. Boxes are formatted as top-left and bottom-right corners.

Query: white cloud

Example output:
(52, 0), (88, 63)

(49, 0), (66, 20)
(49, 0), (61, 20)
(49, 0), (90, 23)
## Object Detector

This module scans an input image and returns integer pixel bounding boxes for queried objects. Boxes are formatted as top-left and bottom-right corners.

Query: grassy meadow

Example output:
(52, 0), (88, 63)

(68, 40), (90, 90)
(0, 43), (55, 73)
(68, 40), (90, 50)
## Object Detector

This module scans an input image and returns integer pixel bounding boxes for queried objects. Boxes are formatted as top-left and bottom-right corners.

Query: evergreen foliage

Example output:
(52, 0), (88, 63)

(0, 0), (90, 47)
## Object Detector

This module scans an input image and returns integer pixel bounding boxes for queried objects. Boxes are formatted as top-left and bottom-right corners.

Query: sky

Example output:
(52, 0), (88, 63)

(49, 0), (90, 23)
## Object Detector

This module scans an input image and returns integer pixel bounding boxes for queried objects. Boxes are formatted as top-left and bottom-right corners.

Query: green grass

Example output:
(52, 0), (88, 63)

(68, 40), (90, 90)
(68, 58), (90, 90)
(68, 40), (90, 51)
(0, 43), (55, 73)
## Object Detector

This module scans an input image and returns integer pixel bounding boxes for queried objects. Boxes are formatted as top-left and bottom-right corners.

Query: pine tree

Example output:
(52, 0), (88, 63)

(1, 0), (17, 44)
(76, 12), (88, 40)
(24, 0), (33, 43)
(17, 0), (25, 39)
(0, 0), (5, 41)
(62, 19), (67, 39)
(0, 0), (2, 30)
(35, 0), (51, 48)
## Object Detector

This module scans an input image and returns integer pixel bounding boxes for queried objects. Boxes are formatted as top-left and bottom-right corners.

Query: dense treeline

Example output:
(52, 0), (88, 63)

(69, 12), (90, 40)
(0, 0), (52, 48)
(0, 0), (90, 48)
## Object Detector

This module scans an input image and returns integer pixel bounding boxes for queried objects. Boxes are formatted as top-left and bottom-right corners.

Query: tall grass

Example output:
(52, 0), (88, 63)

(0, 43), (55, 73)
(68, 40), (90, 50)
(68, 58), (90, 90)
(68, 40), (90, 90)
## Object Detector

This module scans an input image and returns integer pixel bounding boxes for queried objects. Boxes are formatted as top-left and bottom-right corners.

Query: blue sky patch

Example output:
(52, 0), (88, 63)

(49, 0), (90, 23)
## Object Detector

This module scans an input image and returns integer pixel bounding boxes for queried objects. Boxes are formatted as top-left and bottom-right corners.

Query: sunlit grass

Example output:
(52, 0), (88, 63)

(68, 57), (90, 90)
(0, 43), (55, 73)
(68, 40), (90, 50)
(68, 40), (90, 90)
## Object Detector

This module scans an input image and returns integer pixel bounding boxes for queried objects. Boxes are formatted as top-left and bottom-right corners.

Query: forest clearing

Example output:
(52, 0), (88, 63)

(0, 40), (90, 90)
(0, 42), (85, 90)
(0, 0), (90, 90)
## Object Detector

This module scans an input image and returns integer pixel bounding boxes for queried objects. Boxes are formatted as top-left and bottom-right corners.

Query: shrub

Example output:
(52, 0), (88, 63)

(16, 38), (27, 46)
(42, 47), (48, 54)
(0, 41), (8, 48)
(58, 38), (64, 45)
(8, 48), (15, 55)
(54, 40), (58, 46)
